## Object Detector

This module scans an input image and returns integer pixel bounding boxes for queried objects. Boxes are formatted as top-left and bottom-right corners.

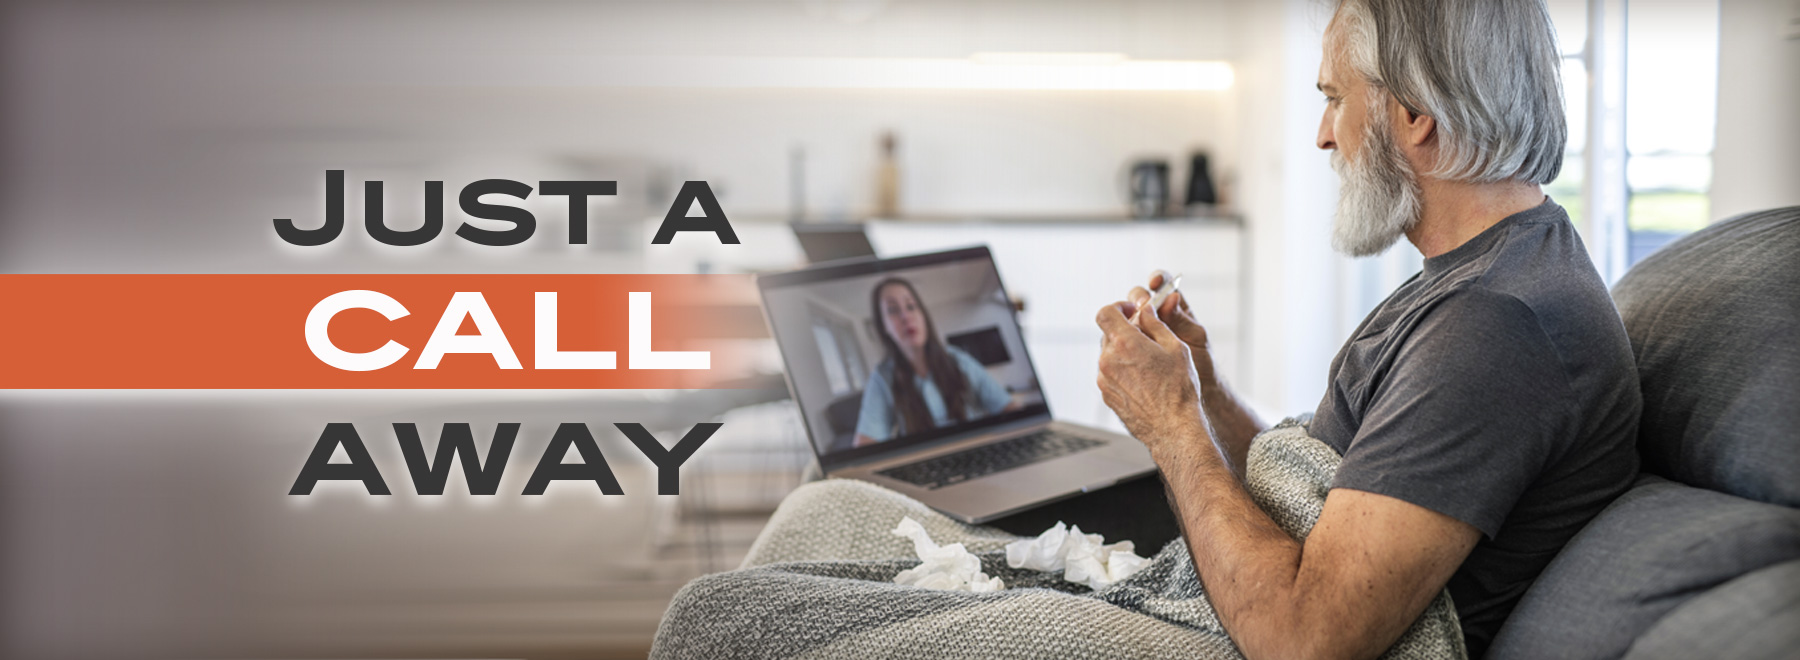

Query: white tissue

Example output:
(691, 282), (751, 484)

(887, 517), (1151, 592)
(1004, 521), (1149, 590)
(890, 517), (1006, 593)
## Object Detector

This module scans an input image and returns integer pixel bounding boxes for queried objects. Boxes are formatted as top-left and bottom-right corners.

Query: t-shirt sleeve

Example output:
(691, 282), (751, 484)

(954, 347), (1013, 415)
(853, 370), (895, 442)
(1331, 287), (1576, 538)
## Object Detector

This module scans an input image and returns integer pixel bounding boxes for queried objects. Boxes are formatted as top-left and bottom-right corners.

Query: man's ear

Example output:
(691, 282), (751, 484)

(1396, 98), (1436, 148)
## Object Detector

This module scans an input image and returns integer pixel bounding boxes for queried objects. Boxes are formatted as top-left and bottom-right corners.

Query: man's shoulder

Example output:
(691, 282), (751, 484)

(1413, 218), (1618, 360)
(1389, 228), (1639, 432)
(1404, 285), (1566, 374)
(1466, 212), (1611, 316)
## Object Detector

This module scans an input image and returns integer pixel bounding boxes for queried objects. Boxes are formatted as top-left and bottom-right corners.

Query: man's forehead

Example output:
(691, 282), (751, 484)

(1319, 56), (1349, 88)
(1318, 59), (1342, 92)
(1317, 20), (1348, 90)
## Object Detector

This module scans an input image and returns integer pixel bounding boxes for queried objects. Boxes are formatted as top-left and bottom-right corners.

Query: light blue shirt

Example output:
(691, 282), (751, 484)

(853, 345), (1012, 442)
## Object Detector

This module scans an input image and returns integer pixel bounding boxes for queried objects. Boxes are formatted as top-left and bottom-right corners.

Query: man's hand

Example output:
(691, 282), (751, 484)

(1094, 298), (1206, 456)
(1119, 271), (1267, 477)
(1128, 270), (1218, 385)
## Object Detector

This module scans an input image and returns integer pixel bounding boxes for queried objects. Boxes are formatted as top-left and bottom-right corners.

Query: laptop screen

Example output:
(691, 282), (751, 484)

(758, 246), (1050, 466)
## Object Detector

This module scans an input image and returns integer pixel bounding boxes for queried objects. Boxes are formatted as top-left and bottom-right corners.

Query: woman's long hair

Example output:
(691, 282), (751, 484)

(870, 277), (972, 436)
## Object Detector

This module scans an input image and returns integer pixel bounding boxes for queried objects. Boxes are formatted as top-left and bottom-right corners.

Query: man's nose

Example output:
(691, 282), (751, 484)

(1317, 114), (1336, 151)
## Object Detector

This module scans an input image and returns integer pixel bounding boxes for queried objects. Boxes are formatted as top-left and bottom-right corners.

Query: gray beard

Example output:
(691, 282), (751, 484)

(1330, 108), (1422, 257)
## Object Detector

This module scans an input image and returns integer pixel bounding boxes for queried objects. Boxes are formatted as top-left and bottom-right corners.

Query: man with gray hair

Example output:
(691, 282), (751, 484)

(1095, 0), (1641, 657)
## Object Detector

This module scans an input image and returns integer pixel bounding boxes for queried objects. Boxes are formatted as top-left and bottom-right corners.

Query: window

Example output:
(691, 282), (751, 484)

(1622, 0), (1720, 265)
(1554, 0), (1722, 278)
(807, 303), (868, 396)
(1543, 1), (1592, 232)
(1544, 55), (1589, 232)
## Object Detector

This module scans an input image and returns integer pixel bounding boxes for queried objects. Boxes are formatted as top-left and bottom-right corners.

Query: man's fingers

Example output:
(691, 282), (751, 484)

(1127, 286), (1152, 311)
(1161, 291), (1203, 338)
(1160, 289), (1183, 317)
(1095, 301), (1138, 338)
(1148, 270), (1167, 291)
(1134, 298), (1182, 348)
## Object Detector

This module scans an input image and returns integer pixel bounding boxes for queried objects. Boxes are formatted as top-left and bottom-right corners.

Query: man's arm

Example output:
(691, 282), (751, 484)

(1184, 351), (1264, 479)
(1159, 432), (1480, 660)
(1097, 302), (1480, 660)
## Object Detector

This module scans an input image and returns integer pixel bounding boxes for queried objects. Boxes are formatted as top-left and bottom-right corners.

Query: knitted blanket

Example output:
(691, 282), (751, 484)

(650, 419), (1467, 659)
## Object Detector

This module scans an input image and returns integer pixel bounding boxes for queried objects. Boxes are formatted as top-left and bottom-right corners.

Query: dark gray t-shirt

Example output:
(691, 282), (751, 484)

(1310, 199), (1641, 658)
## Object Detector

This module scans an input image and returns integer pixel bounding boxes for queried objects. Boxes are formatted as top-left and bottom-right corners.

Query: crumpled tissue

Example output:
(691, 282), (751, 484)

(891, 517), (1006, 592)
(888, 517), (1151, 592)
(1004, 521), (1149, 590)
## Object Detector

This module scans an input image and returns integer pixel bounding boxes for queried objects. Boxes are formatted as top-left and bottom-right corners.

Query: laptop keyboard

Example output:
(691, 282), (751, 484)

(876, 430), (1105, 490)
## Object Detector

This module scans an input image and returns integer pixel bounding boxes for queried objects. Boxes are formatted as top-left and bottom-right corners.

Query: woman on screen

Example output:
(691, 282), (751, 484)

(852, 277), (1016, 447)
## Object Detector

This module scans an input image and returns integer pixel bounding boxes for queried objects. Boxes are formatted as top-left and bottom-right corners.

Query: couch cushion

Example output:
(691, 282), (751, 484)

(1486, 475), (1800, 660)
(1609, 206), (1800, 506)
(1622, 559), (1800, 660)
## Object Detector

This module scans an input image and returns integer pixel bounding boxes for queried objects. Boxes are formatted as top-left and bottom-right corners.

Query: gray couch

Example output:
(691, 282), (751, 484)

(1487, 206), (1800, 660)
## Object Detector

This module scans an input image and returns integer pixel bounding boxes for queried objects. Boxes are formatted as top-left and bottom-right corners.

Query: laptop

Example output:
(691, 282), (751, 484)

(757, 245), (1156, 523)
(791, 222), (878, 264)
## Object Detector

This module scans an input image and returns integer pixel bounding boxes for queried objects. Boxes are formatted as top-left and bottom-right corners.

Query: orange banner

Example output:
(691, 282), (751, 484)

(0, 275), (763, 389)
